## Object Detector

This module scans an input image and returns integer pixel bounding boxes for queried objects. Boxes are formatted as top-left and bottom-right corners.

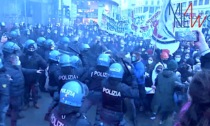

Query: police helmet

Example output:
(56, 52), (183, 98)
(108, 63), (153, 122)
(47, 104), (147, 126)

(24, 39), (37, 51)
(70, 55), (82, 68)
(97, 54), (110, 67)
(0, 22), (5, 27)
(9, 31), (18, 39)
(60, 37), (70, 44)
(36, 37), (46, 47)
(49, 50), (61, 62)
(71, 35), (79, 42)
(59, 54), (72, 67)
(109, 63), (124, 79)
(2, 41), (20, 54)
(60, 81), (88, 107)
(44, 39), (55, 50)
(80, 43), (90, 52)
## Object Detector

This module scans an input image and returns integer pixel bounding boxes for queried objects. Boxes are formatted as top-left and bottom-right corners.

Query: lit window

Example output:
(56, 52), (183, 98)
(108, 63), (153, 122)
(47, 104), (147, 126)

(205, 0), (209, 4)
(157, 0), (160, 5)
(194, 0), (198, 5)
(145, 1), (148, 5)
(199, 0), (203, 5)
(150, 7), (154, 13)
(151, 0), (154, 5)
(144, 7), (148, 12)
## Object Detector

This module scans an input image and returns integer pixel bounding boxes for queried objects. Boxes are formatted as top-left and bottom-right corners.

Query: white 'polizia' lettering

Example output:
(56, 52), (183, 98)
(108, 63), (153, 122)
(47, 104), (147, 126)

(60, 88), (75, 97)
(92, 71), (108, 77)
(109, 68), (121, 72)
(59, 75), (78, 80)
(103, 87), (121, 97)
(51, 113), (64, 126)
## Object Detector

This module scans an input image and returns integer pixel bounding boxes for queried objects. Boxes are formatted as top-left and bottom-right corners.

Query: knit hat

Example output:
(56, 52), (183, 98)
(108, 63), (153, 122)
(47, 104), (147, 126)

(161, 51), (169, 60)
(167, 60), (178, 71)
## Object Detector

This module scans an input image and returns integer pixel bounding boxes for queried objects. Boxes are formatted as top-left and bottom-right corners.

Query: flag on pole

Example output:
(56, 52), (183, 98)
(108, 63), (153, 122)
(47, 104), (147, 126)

(151, 0), (180, 54)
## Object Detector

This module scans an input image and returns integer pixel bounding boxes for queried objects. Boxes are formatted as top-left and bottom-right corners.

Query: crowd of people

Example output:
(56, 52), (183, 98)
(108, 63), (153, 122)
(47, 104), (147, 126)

(0, 21), (209, 126)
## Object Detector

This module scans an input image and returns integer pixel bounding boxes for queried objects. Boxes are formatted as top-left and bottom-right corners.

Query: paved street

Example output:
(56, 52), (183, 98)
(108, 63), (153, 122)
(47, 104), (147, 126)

(5, 92), (174, 126)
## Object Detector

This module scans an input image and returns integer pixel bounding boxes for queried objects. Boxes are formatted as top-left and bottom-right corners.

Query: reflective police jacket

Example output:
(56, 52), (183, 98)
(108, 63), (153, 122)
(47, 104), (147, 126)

(80, 67), (108, 91)
(50, 106), (91, 126)
(102, 79), (139, 112)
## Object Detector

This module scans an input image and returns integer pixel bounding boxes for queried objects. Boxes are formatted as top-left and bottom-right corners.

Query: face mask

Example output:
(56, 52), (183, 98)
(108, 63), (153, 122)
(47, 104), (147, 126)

(175, 57), (181, 62)
(27, 31), (30, 35)
(139, 43), (143, 46)
(131, 56), (136, 62)
(16, 60), (21, 66)
(185, 50), (190, 53)
(94, 27), (97, 31)
(185, 56), (190, 59)
(148, 60), (153, 64)
(195, 58), (200, 63)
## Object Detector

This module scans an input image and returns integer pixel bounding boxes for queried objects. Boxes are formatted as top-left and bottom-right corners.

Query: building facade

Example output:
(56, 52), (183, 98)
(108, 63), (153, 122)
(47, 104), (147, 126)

(0, 0), (54, 25)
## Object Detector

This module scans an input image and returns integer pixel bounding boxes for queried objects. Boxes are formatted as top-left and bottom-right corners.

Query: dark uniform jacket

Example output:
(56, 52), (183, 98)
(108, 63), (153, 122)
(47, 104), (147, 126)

(48, 63), (60, 89)
(50, 106), (91, 126)
(80, 67), (108, 91)
(102, 79), (139, 112)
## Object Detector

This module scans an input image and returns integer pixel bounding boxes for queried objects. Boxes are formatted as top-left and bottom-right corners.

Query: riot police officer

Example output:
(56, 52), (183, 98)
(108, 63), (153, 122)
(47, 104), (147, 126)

(79, 43), (91, 68)
(43, 39), (56, 61)
(44, 50), (61, 121)
(49, 80), (91, 126)
(68, 35), (81, 55)
(45, 54), (83, 121)
(36, 37), (46, 59)
(57, 37), (71, 53)
(80, 53), (110, 125)
(47, 50), (61, 97)
(57, 54), (83, 91)
(19, 39), (47, 109)
(0, 58), (11, 126)
(100, 63), (139, 126)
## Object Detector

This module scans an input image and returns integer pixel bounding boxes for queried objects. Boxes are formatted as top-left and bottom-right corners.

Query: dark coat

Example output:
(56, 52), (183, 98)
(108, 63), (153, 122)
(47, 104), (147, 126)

(151, 69), (181, 114)
(0, 70), (10, 111)
(19, 52), (47, 84)
(4, 61), (37, 96)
